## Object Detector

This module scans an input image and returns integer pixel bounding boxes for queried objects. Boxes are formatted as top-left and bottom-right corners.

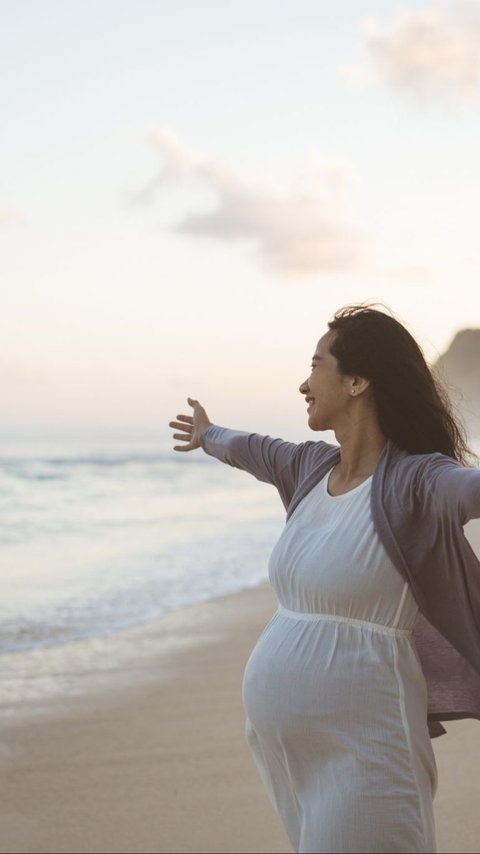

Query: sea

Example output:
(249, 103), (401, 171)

(2, 431), (479, 659)
(0, 435), (285, 656)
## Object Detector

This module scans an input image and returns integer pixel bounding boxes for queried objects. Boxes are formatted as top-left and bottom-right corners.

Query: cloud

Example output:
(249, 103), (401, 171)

(126, 129), (201, 206)
(130, 128), (367, 278)
(363, 1), (480, 99)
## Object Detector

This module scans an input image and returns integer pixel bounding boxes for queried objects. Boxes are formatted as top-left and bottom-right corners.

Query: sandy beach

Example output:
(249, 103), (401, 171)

(2, 522), (480, 854)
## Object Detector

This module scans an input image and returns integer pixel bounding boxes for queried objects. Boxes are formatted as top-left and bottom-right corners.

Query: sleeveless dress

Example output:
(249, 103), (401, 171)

(242, 465), (438, 854)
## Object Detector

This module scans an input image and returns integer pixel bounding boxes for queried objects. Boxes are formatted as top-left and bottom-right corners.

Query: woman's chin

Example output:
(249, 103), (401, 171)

(307, 409), (328, 431)
(307, 415), (322, 431)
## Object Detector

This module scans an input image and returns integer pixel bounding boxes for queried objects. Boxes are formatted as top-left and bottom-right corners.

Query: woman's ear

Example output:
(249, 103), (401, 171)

(350, 376), (370, 396)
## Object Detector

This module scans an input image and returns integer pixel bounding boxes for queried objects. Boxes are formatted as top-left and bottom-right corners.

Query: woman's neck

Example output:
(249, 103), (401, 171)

(333, 414), (387, 482)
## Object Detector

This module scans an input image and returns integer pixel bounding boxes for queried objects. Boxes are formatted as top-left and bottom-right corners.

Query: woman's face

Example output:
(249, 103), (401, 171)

(299, 331), (352, 431)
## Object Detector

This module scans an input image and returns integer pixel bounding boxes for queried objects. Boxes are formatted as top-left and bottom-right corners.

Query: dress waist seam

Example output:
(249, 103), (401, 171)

(276, 604), (413, 637)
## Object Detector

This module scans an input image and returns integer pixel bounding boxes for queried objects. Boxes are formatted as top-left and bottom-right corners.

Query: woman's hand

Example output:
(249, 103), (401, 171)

(169, 397), (212, 452)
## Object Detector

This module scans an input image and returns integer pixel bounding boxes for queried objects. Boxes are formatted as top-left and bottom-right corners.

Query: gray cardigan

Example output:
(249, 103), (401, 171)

(199, 424), (480, 739)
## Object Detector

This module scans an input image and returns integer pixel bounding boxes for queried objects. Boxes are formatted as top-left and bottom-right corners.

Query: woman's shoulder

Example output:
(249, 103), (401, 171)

(302, 438), (339, 454)
(291, 439), (340, 482)
(386, 440), (464, 474)
(379, 441), (464, 503)
(299, 438), (339, 464)
(385, 442), (480, 522)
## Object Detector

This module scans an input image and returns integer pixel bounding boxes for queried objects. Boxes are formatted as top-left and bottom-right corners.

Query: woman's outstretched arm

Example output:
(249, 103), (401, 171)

(169, 398), (305, 500)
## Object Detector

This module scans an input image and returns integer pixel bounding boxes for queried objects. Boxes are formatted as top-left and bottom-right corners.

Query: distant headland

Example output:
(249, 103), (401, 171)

(434, 329), (480, 440)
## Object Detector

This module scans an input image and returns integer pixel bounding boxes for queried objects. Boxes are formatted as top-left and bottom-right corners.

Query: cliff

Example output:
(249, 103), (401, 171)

(434, 328), (480, 438)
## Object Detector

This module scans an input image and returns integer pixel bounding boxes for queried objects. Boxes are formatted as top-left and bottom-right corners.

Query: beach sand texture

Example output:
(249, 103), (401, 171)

(2, 520), (480, 854)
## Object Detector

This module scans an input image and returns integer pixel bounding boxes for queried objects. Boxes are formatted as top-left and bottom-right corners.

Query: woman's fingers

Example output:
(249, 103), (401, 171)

(169, 419), (193, 430)
(170, 399), (207, 452)
(170, 415), (193, 424)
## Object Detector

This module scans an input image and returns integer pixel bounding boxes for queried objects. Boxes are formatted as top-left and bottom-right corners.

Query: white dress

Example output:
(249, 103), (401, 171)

(242, 466), (438, 854)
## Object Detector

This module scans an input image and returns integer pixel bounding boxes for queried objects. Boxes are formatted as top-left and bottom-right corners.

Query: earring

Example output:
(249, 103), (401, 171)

(351, 389), (355, 394)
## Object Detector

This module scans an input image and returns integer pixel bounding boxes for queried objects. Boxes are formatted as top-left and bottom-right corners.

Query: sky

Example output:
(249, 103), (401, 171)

(1, 0), (480, 441)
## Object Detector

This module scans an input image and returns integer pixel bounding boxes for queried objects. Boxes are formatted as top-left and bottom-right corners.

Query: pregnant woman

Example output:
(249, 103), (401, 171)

(169, 304), (480, 853)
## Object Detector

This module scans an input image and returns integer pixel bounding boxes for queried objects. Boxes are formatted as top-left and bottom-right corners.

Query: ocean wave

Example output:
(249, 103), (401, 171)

(0, 452), (213, 481)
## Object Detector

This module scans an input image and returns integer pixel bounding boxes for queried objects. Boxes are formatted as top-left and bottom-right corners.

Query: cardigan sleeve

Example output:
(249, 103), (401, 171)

(419, 454), (480, 525)
(198, 424), (304, 509)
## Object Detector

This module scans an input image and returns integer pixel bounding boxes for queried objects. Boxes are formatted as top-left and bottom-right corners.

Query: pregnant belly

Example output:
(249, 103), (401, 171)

(241, 611), (417, 742)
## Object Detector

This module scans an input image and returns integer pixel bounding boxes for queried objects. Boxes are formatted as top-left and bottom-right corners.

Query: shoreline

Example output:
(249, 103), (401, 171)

(0, 579), (282, 726)
(1, 575), (276, 658)
(3, 524), (480, 853)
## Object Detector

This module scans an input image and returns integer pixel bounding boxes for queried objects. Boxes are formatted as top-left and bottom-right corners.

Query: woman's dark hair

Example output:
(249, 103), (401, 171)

(328, 303), (475, 465)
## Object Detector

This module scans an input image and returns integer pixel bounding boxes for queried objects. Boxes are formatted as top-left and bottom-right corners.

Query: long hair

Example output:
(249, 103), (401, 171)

(327, 303), (475, 465)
